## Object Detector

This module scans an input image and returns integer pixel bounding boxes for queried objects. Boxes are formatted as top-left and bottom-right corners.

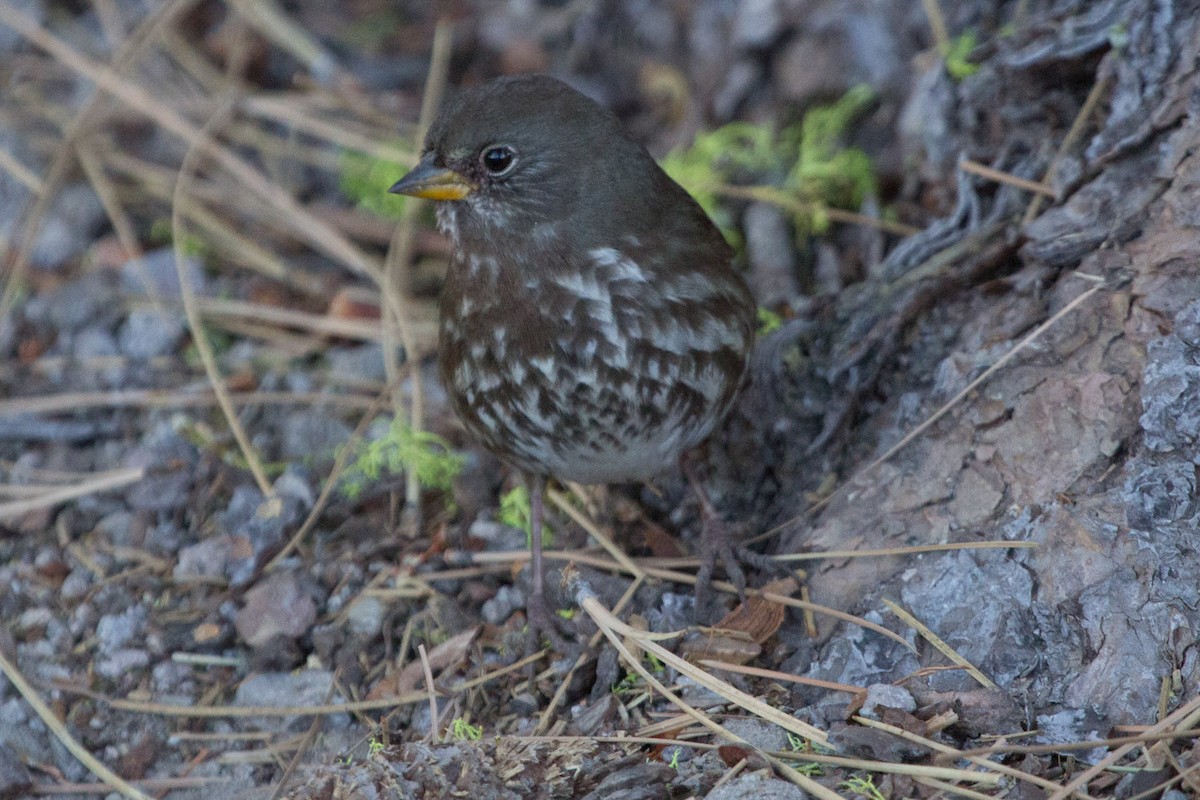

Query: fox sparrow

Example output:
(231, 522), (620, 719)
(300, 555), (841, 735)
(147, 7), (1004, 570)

(389, 74), (757, 645)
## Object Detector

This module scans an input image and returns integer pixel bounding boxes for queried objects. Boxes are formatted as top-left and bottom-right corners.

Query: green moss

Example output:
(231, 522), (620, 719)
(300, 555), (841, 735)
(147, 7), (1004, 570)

(942, 30), (980, 80)
(659, 85), (879, 242)
(757, 307), (784, 337)
(340, 144), (413, 219)
(341, 418), (463, 499)
(498, 485), (551, 547)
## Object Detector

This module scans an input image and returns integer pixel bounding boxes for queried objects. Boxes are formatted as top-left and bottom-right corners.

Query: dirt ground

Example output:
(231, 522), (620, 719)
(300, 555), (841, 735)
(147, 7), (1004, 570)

(1, 1), (1199, 798)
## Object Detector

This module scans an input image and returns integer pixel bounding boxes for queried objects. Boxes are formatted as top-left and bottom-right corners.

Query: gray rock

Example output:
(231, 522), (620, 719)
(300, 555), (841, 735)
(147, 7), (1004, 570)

(96, 605), (146, 653)
(467, 517), (525, 553)
(345, 596), (385, 638)
(174, 535), (239, 580)
(732, 0), (784, 48)
(95, 511), (135, 545)
(481, 585), (524, 626)
(47, 272), (119, 332)
(744, 202), (798, 307)
(123, 421), (197, 513)
(71, 326), (119, 359)
(95, 648), (150, 680)
(859, 683), (916, 719)
(0, 741), (32, 800)
(28, 183), (105, 270)
(235, 571), (316, 647)
(117, 308), (186, 358)
(234, 670), (348, 731)
(326, 343), (388, 384)
(724, 718), (791, 752)
(707, 771), (807, 800)
(280, 408), (353, 461)
(121, 246), (208, 299)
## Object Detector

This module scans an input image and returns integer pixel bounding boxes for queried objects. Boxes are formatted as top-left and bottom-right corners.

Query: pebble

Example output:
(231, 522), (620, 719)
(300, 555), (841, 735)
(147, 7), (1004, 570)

(707, 772), (808, 800)
(234, 670), (348, 731)
(345, 596), (385, 638)
(859, 683), (916, 719)
(120, 246), (208, 299)
(117, 308), (186, 359)
(234, 571), (316, 648)
(481, 585), (524, 626)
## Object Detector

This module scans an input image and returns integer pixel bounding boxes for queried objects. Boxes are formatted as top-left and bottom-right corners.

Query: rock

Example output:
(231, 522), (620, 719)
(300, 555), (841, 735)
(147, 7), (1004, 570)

(117, 308), (187, 358)
(326, 343), (388, 384)
(0, 742), (31, 800)
(859, 683), (916, 719)
(28, 184), (106, 270)
(345, 596), (385, 638)
(234, 670), (347, 731)
(175, 535), (246, 580)
(235, 571), (316, 648)
(121, 246), (208, 298)
(481, 585), (523, 626)
(723, 718), (791, 752)
(744, 202), (798, 307)
(96, 606), (146, 653)
(95, 648), (150, 680)
(706, 771), (807, 800)
(280, 408), (353, 461)
(47, 272), (119, 332)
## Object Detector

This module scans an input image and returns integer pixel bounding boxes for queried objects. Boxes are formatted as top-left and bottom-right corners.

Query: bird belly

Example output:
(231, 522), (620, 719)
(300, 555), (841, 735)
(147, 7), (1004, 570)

(440, 322), (737, 484)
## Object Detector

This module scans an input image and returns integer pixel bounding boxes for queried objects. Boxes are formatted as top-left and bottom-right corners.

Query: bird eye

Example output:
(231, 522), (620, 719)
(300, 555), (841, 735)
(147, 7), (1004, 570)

(481, 146), (515, 175)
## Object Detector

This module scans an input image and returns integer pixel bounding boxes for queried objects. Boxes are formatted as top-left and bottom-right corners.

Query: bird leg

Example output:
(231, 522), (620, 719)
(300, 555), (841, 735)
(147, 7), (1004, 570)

(524, 475), (571, 656)
(681, 452), (775, 622)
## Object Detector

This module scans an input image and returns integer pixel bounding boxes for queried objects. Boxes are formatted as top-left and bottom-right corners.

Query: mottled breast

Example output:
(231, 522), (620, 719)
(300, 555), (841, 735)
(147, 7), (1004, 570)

(438, 240), (754, 485)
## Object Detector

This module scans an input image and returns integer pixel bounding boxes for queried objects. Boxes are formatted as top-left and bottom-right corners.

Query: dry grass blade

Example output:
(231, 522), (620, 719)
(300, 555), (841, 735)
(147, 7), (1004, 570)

(0, 389), (381, 416)
(1047, 694), (1200, 800)
(569, 583), (839, 800)
(778, 747), (1005, 786)
(549, 485), (646, 581)
(571, 574), (828, 745)
(854, 715), (1093, 798)
(773, 539), (1038, 561)
(0, 467), (144, 521)
(418, 643), (440, 742)
(173, 92), (274, 497)
(959, 159), (1055, 196)
(696, 660), (863, 695)
(0, 1), (384, 281)
(0, 646), (153, 800)
(884, 600), (994, 688)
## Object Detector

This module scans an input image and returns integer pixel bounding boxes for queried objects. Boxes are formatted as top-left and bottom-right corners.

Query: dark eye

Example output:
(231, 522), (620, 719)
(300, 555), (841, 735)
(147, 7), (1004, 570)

(481, 146), (515, 175)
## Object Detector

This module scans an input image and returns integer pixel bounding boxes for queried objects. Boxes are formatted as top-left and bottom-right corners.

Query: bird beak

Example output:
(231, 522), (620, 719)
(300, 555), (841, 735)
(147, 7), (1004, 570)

(388, 157), (476, 201)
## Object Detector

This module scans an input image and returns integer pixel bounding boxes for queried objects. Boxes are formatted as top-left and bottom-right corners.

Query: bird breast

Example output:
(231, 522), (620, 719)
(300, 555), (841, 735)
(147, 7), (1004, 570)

(438, 245), (752, 484)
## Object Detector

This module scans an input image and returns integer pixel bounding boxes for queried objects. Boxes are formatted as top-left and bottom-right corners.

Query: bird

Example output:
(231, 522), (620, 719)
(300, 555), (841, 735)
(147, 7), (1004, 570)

(388, 74), (757, 649)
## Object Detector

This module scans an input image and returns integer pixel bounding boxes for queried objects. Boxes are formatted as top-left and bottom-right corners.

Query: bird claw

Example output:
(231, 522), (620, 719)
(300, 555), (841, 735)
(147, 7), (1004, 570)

(523, 589), (573, 661)
(694, 515), (781, 623)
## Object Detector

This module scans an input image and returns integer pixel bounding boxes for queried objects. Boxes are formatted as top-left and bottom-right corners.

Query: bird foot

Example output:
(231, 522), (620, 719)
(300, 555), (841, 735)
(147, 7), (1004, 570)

(693, 515), (781, 623)
(523, 588), (573, 662)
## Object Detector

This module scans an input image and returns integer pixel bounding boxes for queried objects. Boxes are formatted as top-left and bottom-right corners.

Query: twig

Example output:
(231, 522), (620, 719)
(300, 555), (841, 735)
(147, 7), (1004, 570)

(1022, 69), (1114, 225)
(884, 599), (995, 688)
(959, 159), (1055, 196)
(0, 467), (144, 521)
